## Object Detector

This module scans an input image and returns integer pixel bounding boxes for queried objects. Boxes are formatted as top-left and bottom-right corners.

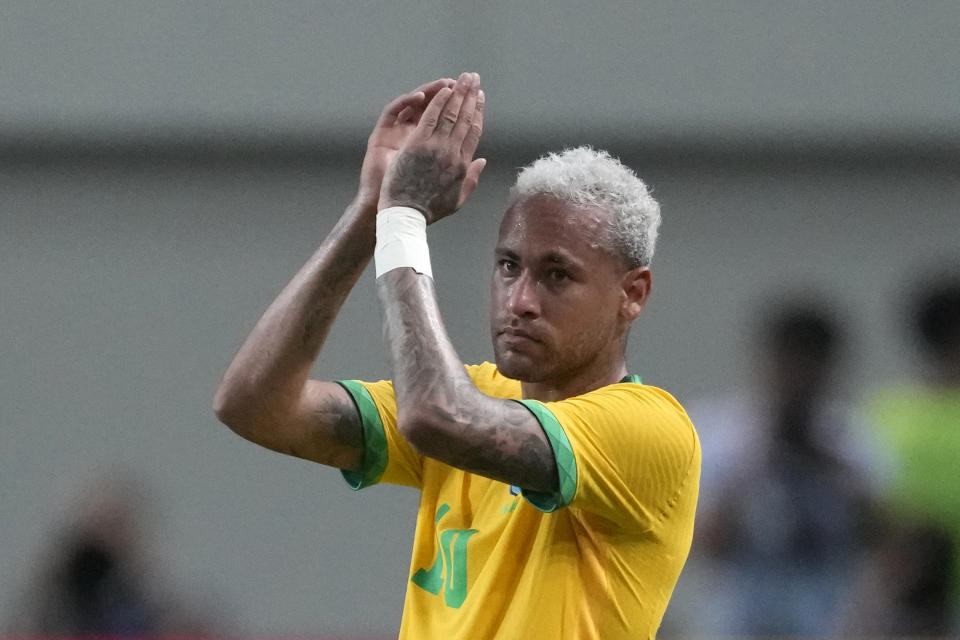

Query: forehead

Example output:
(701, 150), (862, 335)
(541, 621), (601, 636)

(497, 194), (615, 257)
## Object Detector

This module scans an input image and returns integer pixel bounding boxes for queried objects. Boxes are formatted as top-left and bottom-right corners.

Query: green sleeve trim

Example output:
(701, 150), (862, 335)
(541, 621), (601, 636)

(513, 400), (578, 512)
(335, 380), (389, 490)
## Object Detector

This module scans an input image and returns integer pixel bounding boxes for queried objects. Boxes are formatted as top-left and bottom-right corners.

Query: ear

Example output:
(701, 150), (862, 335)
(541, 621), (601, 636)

(620, 267), (652, 323)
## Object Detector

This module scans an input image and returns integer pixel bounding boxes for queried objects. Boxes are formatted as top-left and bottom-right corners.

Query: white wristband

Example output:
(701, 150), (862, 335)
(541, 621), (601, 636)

(375, 206), (433, 279)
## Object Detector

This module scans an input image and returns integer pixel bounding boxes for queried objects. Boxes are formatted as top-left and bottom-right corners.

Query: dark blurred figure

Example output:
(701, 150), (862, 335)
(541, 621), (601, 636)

(39, 516), (158, 634)
(841, 274), (960, 634)
(7, 469), (224, 636)
(662, 296), (886, 635)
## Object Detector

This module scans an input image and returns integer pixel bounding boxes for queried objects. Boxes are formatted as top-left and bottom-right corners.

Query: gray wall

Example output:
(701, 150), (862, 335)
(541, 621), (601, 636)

(2, 1), (959, 636)
(3, 1), (959, 142)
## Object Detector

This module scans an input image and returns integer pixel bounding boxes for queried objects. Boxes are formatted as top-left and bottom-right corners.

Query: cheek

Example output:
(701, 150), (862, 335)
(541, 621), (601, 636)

(489, 278), (502, 318)
(553, 289), (621, 340)
(489, 276), (501, 302)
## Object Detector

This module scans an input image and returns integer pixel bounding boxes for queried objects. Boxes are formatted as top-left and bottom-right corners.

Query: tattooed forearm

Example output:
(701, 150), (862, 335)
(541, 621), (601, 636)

(215, 199), (374, 471)
(433, 397), (558, 493)
(303, 300), (336, 348)
(382, 149), (466, 222)
(377, 269), (559, 493)
(302, 239), (375, 348)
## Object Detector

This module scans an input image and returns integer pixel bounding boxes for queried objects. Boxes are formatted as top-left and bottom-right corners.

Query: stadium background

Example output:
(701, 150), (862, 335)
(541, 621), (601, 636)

(2, 1), (958, 636)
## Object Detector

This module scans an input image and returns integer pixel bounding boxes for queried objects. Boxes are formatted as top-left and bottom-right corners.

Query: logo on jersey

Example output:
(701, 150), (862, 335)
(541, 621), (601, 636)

(411, 503), (478, 608)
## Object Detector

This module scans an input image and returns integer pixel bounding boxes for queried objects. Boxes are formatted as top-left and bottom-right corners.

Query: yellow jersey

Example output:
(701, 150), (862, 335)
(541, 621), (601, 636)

(337, 362), (700, 639)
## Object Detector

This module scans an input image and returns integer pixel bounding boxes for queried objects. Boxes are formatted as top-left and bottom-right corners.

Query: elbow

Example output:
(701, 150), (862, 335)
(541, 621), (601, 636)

(396, 408), (447, 457)
(397, 386), (480, 457)
(212, 386), (243, 433)
(212, 382), (260, 438)
(212, 385), (236, 426)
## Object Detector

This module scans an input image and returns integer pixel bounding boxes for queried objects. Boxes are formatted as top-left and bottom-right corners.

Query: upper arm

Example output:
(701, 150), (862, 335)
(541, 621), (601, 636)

(290, 380), (365, 469)
(222, 379), (365, 472)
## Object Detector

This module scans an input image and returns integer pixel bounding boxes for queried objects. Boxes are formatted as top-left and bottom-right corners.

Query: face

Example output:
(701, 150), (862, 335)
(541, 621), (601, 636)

(490, 194), (649, 385)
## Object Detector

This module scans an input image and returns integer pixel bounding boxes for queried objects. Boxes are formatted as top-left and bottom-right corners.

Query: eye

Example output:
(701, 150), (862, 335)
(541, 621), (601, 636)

(547, 268), (569, 282)
(497, 258), (519, 275)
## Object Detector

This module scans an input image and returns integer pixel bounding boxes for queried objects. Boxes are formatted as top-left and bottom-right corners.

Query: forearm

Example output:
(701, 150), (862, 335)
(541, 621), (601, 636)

(214, 198), (376, 428)
(369, 73), (556, 492)
(377, 269), (558, 491)
(378, 269), (473, 420)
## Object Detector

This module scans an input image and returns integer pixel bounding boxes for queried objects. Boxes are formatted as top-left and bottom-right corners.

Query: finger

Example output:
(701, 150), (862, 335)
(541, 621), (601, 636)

(434, 72), (472, 137)
(460, 88), (485, 161)
(375, 78), (453, 128)
(395, 104), (418, 124)
(416, 86), (454, 138)
(393, 78), (458, 126)
(377, 90), (425, 127)
(458, 157), (487, 208)
(451, 73), (481, 149)
(415, 77), (455, 101)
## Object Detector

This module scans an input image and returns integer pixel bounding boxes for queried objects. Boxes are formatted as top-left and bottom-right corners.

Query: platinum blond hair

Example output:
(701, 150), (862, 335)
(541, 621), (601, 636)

(510, 146), (661, 268)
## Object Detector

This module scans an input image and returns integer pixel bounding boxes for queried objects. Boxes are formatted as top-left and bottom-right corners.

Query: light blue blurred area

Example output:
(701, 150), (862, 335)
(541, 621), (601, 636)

(1, 1), (959, 636)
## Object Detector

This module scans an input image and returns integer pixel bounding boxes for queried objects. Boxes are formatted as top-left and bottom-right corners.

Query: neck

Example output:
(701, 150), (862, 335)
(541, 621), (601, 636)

(521, 359), (629, 402)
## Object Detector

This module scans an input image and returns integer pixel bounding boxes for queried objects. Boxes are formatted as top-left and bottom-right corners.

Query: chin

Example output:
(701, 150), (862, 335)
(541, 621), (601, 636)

(494, 351), (546, 383)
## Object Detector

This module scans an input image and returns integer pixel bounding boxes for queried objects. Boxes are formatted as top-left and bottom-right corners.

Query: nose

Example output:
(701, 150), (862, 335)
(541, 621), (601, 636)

(505, 271), (541, 319)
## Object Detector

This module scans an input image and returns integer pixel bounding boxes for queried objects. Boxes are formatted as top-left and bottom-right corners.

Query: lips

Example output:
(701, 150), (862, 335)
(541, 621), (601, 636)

(498, 325), (542, 344)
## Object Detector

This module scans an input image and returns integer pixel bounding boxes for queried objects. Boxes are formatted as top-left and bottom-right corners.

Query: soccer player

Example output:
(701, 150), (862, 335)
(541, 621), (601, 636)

(214, 72), (700, 639)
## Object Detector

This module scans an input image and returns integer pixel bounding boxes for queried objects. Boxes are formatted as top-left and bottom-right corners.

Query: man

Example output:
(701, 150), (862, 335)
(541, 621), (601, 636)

(665, 299), (884, 635)
(214, 72), (700, 639)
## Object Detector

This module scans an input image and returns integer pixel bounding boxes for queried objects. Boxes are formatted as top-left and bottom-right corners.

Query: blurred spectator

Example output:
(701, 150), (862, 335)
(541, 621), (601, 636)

(662, 295), (887, 636)
(840, 274), (960, 634)
(6, 468), (225, 636)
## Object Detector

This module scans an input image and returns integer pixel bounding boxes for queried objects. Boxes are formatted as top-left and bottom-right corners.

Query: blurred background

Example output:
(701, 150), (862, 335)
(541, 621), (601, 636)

(2, 1), (958, 637)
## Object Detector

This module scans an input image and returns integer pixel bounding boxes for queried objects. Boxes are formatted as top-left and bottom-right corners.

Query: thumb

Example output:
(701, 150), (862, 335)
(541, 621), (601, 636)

(458, 158), (487, 208)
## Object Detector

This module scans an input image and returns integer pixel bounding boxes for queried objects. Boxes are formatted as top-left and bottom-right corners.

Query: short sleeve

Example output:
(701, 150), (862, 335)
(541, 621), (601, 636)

(517, 383), (700, 531)
(336, 379), (423, 490)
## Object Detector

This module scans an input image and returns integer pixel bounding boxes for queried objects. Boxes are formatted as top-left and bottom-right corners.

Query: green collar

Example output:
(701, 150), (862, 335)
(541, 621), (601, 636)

(620, 374), (642, 384)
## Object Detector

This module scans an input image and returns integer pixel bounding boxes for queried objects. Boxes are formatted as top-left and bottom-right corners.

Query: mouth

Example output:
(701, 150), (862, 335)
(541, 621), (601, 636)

(498, 326), (542, 344)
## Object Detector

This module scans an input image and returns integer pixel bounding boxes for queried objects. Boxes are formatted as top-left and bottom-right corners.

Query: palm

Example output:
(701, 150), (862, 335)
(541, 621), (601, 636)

(364, 121), (417, 186)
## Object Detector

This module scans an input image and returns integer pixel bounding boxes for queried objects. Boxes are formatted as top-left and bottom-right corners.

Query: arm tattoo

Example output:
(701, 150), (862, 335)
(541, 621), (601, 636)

(435, 393), (558, 493)
(378, 270), (559, 493)
(303, 239), (374, 348)
(288, 389), (364, 471)
(303, 296), (337, 349)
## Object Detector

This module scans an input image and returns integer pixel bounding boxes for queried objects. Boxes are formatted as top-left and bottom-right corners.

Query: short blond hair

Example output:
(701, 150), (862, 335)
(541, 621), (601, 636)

(511, 146), (661, 267)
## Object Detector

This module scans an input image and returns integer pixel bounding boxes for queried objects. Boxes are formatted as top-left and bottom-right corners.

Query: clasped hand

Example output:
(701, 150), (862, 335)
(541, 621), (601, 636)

(378, 72), (486, 224)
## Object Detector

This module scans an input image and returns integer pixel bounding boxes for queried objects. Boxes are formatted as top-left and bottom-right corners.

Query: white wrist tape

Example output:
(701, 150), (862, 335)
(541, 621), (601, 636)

(375, 206), (433, 279)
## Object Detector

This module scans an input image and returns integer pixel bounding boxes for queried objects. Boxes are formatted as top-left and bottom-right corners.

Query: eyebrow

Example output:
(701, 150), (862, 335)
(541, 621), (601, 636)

(494, 246), (581, 270)
(543, 251), (572, 266)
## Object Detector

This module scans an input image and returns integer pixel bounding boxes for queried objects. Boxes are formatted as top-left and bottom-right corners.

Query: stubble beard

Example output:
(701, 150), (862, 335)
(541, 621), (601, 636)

(501, 324), (622, 387)
(492, 337), (539, 382)
(495, 352), (546, 383)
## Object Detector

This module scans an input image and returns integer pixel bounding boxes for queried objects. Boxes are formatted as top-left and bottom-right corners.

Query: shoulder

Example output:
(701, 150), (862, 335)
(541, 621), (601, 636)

(544, 381), (700, 458)
(573, 380), (694, 425)
(535, 381), (701, 528)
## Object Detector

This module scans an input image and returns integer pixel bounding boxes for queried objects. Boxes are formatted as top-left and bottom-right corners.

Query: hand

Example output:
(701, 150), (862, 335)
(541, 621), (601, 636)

(378, 72), (486, 224)
(355, 78), (456, 210)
